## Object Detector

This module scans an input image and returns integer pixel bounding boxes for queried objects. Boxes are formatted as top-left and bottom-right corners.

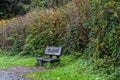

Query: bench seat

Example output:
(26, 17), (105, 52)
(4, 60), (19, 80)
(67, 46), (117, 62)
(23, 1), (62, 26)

(37, 58), (60, 63)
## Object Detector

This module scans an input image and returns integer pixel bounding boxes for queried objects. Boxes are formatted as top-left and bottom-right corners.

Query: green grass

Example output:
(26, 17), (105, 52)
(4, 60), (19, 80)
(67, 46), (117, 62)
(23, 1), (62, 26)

(0, 50), (37, 69)
(0, 51), (112, 80)
(27, 56), (108, 80)
(0, 56), (37, 69)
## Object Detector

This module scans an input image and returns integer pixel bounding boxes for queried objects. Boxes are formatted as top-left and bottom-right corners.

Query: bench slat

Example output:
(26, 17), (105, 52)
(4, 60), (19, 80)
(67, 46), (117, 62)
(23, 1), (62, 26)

(45, 46), (62, 56)
(37, 58), (60, 63)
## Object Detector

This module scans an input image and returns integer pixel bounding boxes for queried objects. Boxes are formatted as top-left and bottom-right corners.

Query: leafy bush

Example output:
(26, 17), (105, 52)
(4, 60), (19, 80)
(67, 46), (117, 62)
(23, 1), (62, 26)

(0, 14), (34, 53)
(62, 25), (87, 54)
(21, 1), (90, 56)
(21, 27), (61, 56)
(86, 0), (120, 61)
(0, 0), (90, 56)
(85, 0), (120, 79)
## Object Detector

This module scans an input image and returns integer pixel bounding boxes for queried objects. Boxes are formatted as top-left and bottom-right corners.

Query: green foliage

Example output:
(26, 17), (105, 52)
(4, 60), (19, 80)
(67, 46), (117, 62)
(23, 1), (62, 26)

(63, 25), (84, 54)
(21, 28), (60, 56)
(85, 0), (120, 79)
(0, 55), (36, 69)
(31, 0), (47, 8)
(0, 0), (72, 19)
(19, 1), (89, 56)
(0, 0), (89, 56)
(31, 0), (72, 8)
(5, 33), (25, 54)
(0, 14), (33, 54)
(85, 0), (120, 62)
(0, 0), (31, 19)
(22, 26), (58, 56)
(21, 24), (87, 56)
(4, 31), (26, 55)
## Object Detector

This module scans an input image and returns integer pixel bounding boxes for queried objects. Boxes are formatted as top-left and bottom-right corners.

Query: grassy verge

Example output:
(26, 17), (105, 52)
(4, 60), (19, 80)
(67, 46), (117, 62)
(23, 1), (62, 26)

(27, 56), (108, 80)
(0, 56), (37, 69)
(0, 50), (113, 80)
(0, 50), (37, 69)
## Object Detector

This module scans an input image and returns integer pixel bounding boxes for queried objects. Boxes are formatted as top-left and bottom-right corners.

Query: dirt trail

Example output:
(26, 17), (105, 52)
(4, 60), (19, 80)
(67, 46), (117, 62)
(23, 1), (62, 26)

(0, 66), (45, 80)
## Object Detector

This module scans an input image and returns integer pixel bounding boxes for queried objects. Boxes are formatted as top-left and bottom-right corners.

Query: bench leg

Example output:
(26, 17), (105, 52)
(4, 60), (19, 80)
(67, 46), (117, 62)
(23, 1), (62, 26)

(37, 60), (42, 66)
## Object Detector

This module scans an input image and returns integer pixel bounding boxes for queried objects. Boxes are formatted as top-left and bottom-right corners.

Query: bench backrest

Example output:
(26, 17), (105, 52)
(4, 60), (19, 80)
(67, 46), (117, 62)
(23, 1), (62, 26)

(45, 46), (62, 56)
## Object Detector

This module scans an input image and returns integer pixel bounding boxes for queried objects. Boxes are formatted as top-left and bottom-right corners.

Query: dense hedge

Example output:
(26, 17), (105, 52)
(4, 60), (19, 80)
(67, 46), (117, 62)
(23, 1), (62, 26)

(86, 0), (120, 61)
(0, 0), (90, 56)
(85, 0), (120, 79)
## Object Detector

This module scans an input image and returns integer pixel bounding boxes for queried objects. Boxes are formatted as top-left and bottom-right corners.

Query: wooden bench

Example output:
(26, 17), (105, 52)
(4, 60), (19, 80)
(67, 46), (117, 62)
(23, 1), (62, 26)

(37, 46), (62, 65)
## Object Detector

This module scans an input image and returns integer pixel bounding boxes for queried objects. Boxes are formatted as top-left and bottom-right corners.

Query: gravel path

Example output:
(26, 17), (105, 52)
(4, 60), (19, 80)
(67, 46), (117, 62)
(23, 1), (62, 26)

(0, 71), (24, 80)
(0, 66), (45, 80)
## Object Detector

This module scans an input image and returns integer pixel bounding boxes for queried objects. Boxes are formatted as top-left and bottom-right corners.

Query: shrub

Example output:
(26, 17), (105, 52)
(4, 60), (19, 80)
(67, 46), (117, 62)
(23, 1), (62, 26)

(21, 0), (90, 56)
(0, 0), (90, 56)
(85, 0), (120, 79)
(0, 14), (34, 53)
(62, 25), (87, 54)
(21, 27), (61, 56)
